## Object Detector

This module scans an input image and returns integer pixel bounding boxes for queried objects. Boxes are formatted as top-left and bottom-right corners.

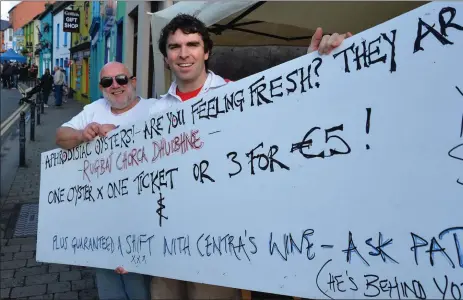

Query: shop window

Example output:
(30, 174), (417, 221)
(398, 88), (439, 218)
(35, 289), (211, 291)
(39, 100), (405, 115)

(57, 24), (60, 48)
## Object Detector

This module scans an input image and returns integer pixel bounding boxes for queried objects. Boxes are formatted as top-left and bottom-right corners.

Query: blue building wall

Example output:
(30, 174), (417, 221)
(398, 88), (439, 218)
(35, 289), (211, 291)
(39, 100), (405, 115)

(89, 0), (124, 102)
(102, 0), (123, 64)
(115, 1), (126, 63)
(13, 28), (24, 52)
(38, 11), (53, 77)
(89, 1), (104, 101)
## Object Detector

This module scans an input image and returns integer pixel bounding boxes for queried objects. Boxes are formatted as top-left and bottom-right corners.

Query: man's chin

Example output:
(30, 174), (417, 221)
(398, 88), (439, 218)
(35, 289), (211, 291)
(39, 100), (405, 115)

(109, 99), (129, 110)
(176, 74), (197, 83)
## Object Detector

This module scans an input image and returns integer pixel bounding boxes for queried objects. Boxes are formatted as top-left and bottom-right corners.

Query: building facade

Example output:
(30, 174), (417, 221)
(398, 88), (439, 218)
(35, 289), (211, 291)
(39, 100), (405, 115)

(13, 28), (24, 52)
(4, 27), (14, 51)
(0, 20), (13, 52)
(89, 0), (126, 102)
(8, 1), (49, 31)
(89, 1), (104, 101)
(23, 20), (35, 64)
(33, 18), (41, 66)
(105, 0), (125, 64)
(52, 2), (72, 86)
(38, 5), (54, 76)
(70, 1), (92, 104)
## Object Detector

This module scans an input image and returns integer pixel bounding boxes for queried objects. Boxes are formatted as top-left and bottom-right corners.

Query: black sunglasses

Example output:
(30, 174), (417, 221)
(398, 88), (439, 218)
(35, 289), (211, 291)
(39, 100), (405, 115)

(99, 74), (134, 88)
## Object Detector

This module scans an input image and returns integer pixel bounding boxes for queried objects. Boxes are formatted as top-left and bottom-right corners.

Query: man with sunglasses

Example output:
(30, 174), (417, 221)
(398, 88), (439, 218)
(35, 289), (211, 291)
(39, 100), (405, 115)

(56, 62), (153, 299)
(56, 62), (153, 152)
(55, 62), (153, 299)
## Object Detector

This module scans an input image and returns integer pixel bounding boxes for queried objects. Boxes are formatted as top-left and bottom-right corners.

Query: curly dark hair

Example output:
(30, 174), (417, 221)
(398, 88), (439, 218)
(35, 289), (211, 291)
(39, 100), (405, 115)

(158, 14), (213, 69)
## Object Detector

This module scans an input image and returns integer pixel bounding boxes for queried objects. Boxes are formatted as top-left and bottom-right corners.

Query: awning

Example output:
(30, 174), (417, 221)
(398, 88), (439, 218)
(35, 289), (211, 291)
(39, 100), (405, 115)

(151, 1), (427, 97)
(0, 48), (27, 63)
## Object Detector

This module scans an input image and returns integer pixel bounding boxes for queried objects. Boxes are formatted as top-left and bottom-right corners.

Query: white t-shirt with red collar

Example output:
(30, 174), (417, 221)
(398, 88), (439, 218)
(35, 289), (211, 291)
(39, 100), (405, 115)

(148, 71), (230, 116)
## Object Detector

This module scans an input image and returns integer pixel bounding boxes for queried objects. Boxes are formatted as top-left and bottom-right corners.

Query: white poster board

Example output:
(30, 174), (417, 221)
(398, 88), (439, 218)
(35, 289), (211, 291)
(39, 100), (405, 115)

(37, 2), (463, 299)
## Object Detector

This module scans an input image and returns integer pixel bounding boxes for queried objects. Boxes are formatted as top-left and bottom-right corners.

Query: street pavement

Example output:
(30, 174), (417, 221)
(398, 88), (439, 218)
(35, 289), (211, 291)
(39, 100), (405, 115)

(0, 86), (24, 202)
(0, 85), (99, 299)
(1, 87), (22, 124)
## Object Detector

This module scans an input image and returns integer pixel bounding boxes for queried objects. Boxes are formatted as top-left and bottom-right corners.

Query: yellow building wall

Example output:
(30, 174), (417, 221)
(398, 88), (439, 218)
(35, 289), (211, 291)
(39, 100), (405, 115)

(23, 22), (34, 61)
(82, 57), (89, 96)
(71, 64), (77, 91)
(71, 1), (91, 104)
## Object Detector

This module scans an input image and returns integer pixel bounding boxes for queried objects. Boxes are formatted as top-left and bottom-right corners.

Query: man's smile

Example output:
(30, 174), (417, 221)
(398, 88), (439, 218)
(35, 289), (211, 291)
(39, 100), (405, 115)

(112, 90), (124, 95)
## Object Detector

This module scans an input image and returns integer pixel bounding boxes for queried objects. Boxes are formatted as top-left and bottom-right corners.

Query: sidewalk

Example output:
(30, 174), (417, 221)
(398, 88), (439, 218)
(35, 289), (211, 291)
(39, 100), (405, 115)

(0, 89), (99, 299)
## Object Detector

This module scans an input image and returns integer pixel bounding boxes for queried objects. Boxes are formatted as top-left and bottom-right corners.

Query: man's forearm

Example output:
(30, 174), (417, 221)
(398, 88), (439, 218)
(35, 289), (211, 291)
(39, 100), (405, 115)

(56, 127), (84, 149)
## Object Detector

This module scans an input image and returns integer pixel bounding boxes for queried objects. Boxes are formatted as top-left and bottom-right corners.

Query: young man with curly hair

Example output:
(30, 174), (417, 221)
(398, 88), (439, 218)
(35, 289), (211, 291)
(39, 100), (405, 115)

(116, 14), (351, 300)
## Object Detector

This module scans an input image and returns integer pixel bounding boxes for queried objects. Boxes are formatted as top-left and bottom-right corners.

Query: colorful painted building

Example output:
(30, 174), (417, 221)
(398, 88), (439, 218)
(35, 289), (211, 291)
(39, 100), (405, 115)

(38, 4), (54, 76)
(89, 1), (104, 101)
(8, 1), (49, 31)
(3, 26), (14, 52)
(33, 17), (41, 66)
(70, 1), (92, 104)
(23, 20), (34, 63)
(89, 0), (125, 102)
(53, 2), (72, 86)
(22, 13), (42, 66)
(104, 0), (125, 63)
(12, 28), (24, 52)
(0, 20), (13, 52)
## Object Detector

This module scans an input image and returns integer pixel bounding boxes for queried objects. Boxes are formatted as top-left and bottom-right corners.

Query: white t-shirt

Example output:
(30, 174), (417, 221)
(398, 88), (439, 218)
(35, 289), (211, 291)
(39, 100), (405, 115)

(62, 97), (154, 130)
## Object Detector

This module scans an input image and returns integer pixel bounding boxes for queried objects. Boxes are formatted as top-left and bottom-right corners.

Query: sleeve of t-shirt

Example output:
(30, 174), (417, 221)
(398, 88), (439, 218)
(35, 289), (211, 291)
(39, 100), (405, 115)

(61, 110), (89, 130)
(61, 103), (96, 130)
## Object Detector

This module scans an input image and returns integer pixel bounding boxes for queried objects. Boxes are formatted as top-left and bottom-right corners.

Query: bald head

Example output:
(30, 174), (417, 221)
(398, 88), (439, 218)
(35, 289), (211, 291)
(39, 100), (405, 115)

(98, 61), (138, 112)
(99, 61), (132, 80)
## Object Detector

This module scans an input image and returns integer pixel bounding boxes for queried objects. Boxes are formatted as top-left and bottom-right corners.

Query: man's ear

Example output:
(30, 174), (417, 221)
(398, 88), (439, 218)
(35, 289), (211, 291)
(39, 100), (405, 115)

(131, 76), (137, 86)
(164, 57), (170, 70)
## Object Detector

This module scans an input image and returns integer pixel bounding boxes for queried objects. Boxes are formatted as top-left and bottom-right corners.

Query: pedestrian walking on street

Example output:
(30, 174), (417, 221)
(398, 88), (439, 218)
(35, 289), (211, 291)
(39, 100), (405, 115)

(11, 62), (19, 89)
(53, 66), (65, 106)
(40, 68), (53, 107)
(60, 66), (68, 103)
(2, 61), (12, 89)
(19, 63), (28, 82)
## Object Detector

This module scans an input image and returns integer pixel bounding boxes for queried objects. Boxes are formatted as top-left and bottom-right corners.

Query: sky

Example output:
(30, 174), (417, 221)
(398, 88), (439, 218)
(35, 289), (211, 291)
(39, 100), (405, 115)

(1, 1), (20, 21)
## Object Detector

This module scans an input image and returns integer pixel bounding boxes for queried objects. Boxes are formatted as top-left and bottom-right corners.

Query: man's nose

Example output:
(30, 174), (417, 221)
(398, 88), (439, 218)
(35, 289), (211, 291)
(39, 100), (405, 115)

(179, 46), (189, 59)
(111, 78), (121, 88)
